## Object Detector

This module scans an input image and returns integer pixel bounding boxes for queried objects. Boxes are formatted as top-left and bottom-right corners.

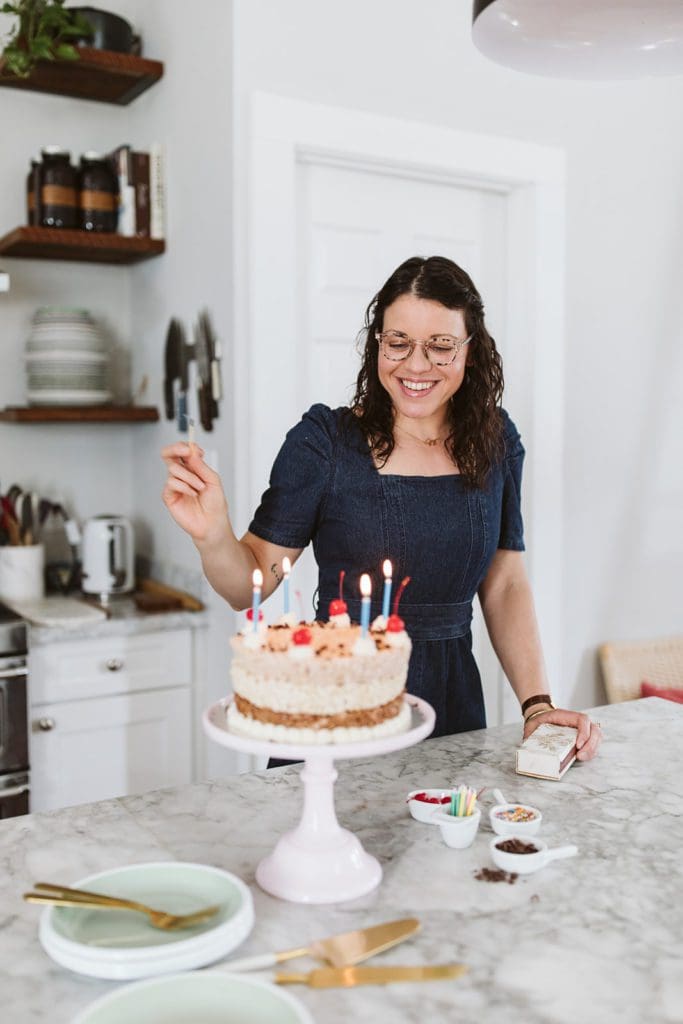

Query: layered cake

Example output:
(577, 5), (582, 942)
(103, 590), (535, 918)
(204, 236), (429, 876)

(227, 618), (412, 744)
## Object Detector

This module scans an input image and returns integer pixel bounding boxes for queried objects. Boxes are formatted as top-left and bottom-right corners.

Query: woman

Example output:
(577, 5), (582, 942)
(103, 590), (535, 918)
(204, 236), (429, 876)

(162, 256), (601, 760)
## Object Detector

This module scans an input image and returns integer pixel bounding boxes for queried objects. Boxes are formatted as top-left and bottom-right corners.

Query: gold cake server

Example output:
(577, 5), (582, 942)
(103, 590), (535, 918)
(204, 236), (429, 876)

(275, 963), (468, 988)
(224, 917), (420, 972)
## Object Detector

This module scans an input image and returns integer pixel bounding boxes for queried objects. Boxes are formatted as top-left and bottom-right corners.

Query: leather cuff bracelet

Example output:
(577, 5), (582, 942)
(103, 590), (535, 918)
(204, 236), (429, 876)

(521, 694), (555, 717)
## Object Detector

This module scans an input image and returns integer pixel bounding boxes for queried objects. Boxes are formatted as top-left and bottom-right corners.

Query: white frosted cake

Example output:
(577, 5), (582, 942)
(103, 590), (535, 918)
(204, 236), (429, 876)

(228, 619), (412, 744)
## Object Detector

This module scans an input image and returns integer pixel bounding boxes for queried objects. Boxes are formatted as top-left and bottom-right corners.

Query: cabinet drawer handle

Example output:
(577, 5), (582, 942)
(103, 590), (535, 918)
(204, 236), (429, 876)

(36, 717), (56, 732)
(106, 658), (124, 672)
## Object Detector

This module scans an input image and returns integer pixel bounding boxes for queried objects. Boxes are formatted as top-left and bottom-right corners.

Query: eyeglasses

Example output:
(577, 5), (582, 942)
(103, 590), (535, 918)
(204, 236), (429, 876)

(376, 330), (472, 366)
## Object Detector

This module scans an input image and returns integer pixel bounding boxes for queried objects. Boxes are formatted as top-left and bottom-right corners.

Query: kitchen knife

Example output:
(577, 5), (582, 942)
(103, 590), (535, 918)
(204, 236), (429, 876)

(163, 318), (179, 420)
(200, 309), (221, 417)
(176, 319), (190, 431)
(224, 917), (420, 972)
(275, 963), (468, 988)
(193, 316), (214, 432)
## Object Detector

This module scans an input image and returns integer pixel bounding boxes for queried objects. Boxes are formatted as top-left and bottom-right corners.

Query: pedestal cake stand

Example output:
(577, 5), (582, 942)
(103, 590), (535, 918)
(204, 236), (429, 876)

(203, 694), (435, 904)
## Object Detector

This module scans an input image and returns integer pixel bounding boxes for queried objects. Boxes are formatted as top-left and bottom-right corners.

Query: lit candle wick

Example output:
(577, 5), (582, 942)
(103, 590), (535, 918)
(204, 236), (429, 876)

(251, 568), (263, 633)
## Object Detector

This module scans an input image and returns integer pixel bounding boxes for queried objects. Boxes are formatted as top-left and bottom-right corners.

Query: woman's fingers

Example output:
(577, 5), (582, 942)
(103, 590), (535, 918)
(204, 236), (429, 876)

(576, 720), (603, 762)
(165, 459), (206, 493)
(523, 708), (602, 762)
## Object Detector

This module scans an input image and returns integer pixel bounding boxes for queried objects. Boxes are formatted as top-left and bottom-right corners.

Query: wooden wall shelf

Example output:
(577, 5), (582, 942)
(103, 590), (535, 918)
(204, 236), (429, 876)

(0, 406), (159, 423)
(0, 227), (164, 265)
(0, 47), (163, 105)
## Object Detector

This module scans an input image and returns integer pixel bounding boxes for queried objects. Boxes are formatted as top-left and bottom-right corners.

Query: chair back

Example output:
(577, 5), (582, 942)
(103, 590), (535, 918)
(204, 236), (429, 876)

(598, 636), (683, 703)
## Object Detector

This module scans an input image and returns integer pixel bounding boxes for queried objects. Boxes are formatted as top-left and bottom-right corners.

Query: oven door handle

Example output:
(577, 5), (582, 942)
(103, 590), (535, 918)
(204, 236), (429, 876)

(0, 783), (30, 799)
(0, 667), (28, 679)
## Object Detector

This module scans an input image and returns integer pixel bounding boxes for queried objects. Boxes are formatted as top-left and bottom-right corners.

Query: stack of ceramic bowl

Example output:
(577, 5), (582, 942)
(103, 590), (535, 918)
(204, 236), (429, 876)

(25, 307), (112, 406)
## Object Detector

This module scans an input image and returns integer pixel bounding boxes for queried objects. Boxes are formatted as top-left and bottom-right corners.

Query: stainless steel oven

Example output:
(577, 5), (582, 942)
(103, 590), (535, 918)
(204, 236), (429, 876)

(0, 605), (29, 818)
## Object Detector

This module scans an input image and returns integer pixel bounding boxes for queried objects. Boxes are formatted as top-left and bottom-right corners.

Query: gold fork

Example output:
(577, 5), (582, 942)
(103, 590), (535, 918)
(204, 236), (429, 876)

(23, 882), (219, 931)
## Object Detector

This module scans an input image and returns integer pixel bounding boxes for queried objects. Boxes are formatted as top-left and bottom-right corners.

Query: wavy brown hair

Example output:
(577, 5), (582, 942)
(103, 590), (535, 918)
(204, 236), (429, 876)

(350, 256), (505, 489)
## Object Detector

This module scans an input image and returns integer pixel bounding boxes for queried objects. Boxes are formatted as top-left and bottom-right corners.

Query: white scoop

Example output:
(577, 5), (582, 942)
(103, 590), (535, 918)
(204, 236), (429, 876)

(490, 837), (578, 875)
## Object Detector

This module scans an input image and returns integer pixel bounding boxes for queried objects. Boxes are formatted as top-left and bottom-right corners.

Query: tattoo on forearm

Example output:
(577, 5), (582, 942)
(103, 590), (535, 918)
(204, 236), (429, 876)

(271, 563), (283, 585)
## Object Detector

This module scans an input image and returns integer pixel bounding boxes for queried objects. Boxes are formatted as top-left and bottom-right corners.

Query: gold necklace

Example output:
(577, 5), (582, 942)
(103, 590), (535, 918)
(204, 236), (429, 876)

(395, 425), (447, 447)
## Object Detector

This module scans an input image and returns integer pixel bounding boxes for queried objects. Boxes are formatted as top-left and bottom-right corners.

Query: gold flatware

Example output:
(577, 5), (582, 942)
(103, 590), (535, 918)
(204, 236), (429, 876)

(224, 917), (420, 972)
(275, 963), (468, 988)
(23, 882), (219, 931)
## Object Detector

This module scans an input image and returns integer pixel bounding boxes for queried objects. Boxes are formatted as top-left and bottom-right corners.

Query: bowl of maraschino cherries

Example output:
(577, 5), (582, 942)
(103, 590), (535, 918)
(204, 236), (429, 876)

(406, 789), (452, 823)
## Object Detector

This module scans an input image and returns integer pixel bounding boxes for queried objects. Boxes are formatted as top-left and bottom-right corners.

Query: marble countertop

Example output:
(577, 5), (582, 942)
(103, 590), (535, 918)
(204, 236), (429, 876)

(27, 598), (209, 645)
(1, 697), (682, 1023)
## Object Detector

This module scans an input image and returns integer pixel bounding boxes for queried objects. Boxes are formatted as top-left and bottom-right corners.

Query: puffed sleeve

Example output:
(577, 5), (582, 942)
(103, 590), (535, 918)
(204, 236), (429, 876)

(248, 404), (336, 549)
(498, 409), (526, 551)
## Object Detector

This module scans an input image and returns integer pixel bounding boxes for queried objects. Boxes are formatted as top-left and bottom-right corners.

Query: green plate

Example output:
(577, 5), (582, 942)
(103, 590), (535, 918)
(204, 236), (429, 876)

(72, 971), (314, 1024)
(41, 863), (254, 979)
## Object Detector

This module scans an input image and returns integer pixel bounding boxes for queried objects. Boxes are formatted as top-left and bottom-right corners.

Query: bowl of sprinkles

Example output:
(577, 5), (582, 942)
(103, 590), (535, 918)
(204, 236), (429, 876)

(406, 789), (452, 823)
(489, 802), (542, 837)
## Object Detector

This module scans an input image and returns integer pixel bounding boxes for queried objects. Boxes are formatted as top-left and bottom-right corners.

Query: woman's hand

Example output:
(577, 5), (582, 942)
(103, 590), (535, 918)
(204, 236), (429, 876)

(161, 442), (230, 547)
(522, 708), (603, 762)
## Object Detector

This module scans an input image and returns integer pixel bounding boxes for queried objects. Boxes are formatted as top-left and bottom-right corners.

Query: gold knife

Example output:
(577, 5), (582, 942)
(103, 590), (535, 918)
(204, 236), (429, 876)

(275, 963), (468, 988)
(224, 917), (420, 972)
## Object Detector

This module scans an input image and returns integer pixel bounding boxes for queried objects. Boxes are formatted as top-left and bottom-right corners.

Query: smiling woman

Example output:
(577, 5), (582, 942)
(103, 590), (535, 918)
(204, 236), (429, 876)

(161, 255), (602, 761)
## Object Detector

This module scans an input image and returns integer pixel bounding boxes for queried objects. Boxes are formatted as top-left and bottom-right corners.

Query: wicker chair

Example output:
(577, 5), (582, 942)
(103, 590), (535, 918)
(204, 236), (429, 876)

(598, 635), (683, 704)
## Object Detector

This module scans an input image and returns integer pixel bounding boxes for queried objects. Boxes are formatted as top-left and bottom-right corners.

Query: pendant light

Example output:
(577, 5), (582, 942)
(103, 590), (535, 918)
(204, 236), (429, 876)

(472, 0), (683, 80)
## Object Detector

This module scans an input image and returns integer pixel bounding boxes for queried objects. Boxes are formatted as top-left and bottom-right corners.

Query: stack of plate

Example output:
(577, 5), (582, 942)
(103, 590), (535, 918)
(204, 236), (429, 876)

(25, 307), (112, 406)
(39, 861), (255, 980)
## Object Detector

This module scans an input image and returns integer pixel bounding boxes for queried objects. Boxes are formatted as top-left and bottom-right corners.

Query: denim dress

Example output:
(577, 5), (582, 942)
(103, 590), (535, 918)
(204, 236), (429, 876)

(249, 404), (525, 739)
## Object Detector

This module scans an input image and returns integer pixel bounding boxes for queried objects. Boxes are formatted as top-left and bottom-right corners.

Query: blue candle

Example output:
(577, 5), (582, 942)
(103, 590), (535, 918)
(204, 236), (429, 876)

(381, 559), (392, 620)
(282, 557), (291, 615)
(360, 573), (372, 637)
(251, 568), (263, 633)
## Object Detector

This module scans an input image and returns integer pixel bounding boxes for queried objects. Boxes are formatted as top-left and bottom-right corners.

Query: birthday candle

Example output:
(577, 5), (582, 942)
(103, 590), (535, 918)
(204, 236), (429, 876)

(282, 556), (291, 614)
(359, 574), (372, 637)
(381, 560), (392, 620)
(251, 568), (263, 633)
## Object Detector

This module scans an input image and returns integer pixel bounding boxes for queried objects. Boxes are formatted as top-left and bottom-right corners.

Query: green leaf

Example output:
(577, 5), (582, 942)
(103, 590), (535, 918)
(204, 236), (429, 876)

(54, 41), (78, 60)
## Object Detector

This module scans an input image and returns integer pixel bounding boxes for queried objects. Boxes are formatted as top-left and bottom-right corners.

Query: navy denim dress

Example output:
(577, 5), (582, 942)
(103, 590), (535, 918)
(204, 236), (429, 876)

(249, 404), (525, 739)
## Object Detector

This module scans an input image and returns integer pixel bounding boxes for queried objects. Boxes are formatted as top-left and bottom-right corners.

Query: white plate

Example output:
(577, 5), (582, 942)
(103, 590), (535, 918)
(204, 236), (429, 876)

(27, 388), (112, 405)
(39, 862), (254, 980)
(71, 971), (314, 1024)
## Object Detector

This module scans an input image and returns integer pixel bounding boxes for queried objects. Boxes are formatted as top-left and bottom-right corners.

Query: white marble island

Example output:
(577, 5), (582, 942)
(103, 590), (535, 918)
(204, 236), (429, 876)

(1, 698), (682, 1024)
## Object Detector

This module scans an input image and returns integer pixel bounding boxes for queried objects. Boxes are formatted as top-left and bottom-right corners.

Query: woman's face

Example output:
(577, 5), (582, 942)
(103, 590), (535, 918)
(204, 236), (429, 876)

(377, 294), (469, 424)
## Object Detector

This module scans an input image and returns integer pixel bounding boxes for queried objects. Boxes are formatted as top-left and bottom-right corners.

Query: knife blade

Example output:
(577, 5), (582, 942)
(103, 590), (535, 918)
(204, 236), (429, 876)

(275, 963), (468, 988)
(223, 917), (420, 972)
(193, 316), (214, 432)
(163, 319), (179, 420)
(200, 309), (221, 416)
(176, 319), (189, 431)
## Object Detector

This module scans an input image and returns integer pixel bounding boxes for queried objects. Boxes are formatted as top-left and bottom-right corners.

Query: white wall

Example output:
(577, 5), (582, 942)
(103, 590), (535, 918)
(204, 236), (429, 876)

(232, 0), (683, 711)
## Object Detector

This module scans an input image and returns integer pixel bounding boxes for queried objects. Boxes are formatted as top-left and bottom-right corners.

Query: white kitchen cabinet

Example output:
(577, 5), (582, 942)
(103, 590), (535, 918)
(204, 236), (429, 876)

(29, 629), (194, 812)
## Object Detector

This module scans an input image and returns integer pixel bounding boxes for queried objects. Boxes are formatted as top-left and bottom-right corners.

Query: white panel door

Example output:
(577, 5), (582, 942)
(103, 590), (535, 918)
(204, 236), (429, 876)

(288, 161), (509, 723)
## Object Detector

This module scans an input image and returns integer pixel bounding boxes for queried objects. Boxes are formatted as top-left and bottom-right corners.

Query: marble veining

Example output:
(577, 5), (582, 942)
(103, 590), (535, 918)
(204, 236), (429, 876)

(1, 698), (682, 1023)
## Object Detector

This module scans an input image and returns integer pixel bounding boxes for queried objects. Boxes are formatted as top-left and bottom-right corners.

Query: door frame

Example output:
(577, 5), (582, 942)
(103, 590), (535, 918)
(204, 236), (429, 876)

(233, 91), (566, 706)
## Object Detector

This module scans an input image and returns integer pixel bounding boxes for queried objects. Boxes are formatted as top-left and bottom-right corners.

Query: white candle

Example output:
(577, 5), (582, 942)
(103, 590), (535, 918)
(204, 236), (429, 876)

(360, 573), (372, 637)
(282, 556), (291, 614)
(381, 559), (392, 620)
(251, 568), (263, 633)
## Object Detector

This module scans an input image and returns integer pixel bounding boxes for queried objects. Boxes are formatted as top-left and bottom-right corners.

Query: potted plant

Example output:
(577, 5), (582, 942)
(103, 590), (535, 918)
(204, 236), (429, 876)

(0, 0), (92, 77)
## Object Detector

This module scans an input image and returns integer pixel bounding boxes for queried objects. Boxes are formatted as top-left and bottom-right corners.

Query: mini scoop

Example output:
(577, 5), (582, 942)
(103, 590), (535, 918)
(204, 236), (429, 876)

(489, 788), (542, 836)
(490, 837), (578, 875)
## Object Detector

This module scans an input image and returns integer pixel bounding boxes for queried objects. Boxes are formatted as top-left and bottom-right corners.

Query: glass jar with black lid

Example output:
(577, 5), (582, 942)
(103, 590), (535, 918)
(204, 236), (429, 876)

(40, 147), (78, 229)
(79, 152), (119, 233)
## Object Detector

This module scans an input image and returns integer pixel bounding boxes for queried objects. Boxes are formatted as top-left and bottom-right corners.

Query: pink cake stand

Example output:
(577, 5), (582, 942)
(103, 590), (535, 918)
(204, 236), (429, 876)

(203, 694), (435, 904)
